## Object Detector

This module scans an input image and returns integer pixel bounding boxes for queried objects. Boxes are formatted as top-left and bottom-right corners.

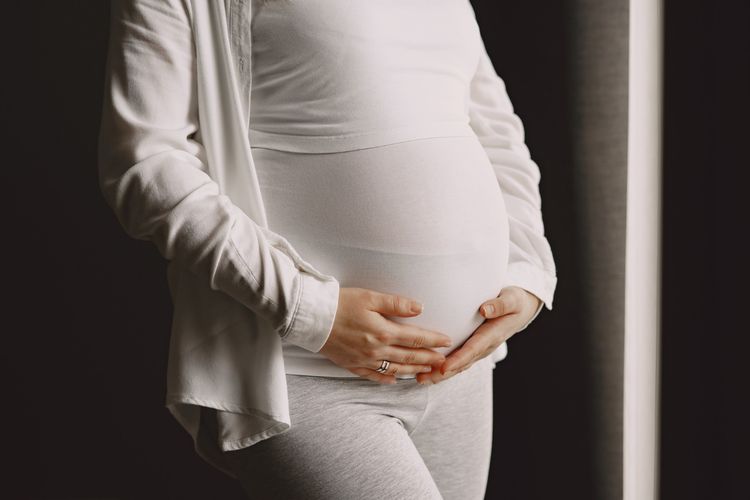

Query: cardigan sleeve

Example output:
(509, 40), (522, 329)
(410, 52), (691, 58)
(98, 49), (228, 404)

(466, 32), (558, 332)
(96, 0), (339, 353)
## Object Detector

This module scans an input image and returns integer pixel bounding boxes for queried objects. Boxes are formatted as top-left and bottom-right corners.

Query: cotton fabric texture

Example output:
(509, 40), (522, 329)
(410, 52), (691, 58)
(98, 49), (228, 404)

(256, 138), (512, 378)
(220, 360), (495, 500)
(97, 0), (557, 477)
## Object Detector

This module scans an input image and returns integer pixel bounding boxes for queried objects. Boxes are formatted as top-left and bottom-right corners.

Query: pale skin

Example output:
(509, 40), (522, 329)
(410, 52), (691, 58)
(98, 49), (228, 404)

(319, 285), (542, 385)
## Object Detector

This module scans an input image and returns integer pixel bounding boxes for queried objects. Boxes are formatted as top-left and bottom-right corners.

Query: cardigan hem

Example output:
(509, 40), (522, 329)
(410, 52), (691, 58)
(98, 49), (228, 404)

(165, 393), (293, 478)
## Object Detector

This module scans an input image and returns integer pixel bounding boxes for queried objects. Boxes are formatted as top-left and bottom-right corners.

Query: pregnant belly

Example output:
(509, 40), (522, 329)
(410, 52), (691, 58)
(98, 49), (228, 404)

(253, 135), (511, 356)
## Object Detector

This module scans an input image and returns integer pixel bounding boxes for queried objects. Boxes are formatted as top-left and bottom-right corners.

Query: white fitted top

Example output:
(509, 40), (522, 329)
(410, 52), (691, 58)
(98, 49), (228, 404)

(248, 0), (511, 377)
(248, 0), (480, 152)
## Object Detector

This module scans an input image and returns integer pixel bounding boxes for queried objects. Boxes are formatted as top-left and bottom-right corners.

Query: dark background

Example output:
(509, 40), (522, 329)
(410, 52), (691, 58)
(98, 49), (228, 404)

(660, 0), (748, 498)
(11, 0), (747, 498)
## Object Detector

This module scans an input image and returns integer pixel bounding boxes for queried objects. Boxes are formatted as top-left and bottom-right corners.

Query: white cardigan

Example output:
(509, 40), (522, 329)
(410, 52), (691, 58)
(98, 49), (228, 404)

(97, 0), (557, 476)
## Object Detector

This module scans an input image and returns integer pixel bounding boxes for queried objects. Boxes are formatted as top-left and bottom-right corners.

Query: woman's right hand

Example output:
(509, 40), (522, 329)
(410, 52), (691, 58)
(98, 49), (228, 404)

(318, 287), (453, 384)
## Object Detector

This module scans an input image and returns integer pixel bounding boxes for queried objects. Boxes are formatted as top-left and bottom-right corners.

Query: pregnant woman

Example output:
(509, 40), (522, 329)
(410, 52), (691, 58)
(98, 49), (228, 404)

(98, 0), (557, 498)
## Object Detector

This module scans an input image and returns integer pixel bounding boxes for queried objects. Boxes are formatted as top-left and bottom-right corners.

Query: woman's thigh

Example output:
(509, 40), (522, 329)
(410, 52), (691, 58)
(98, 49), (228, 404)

(224, 374), (444, 500)
(409, 359), (495, 500)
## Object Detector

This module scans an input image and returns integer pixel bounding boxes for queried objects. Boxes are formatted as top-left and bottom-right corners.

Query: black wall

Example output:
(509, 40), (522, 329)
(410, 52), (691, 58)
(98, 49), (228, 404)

(661, 1), (749, 499)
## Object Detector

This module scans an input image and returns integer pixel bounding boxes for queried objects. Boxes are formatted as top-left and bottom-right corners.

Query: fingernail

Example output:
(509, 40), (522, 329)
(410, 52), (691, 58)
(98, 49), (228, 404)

(419, 379), (433, 385)
(411, 302), (423, 313)
(419, 367), (431, 373)
(443, 339), (453, 347)
(482, 304), (494, 315)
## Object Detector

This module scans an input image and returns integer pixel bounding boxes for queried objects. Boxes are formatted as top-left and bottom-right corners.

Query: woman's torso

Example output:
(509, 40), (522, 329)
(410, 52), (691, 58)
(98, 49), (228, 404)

(248, 0), (510, 377)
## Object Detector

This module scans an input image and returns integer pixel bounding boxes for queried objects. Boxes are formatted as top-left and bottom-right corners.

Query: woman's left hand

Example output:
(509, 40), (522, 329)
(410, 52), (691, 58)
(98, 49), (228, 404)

(415, 286), (542, 385)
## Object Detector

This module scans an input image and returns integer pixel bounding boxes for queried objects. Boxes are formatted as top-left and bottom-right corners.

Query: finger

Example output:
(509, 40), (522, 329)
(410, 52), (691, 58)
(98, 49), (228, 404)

(386, 322), (453, 349)
(369, 359), (434, 376)
(415, 347), (480, 384)
(382, 346), (447, 366)
(418, 319), (508, 383)
(439, 346), (481, 376)
(415, 362), (450, 384)
(348, 367), (398, 385)
(416, 358), (467, 384)
(369, 290), (425, 317)
(479, 288), (522, 319)
(417, 365), (471, 384)
(419, 349), (486, 383)
(415, 356), (461, 384)
(440, 324), (497, 375)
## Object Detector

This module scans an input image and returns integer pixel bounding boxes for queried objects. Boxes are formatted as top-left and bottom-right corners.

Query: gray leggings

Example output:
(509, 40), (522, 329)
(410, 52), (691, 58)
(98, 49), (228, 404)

(224, 359), (494, 500)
